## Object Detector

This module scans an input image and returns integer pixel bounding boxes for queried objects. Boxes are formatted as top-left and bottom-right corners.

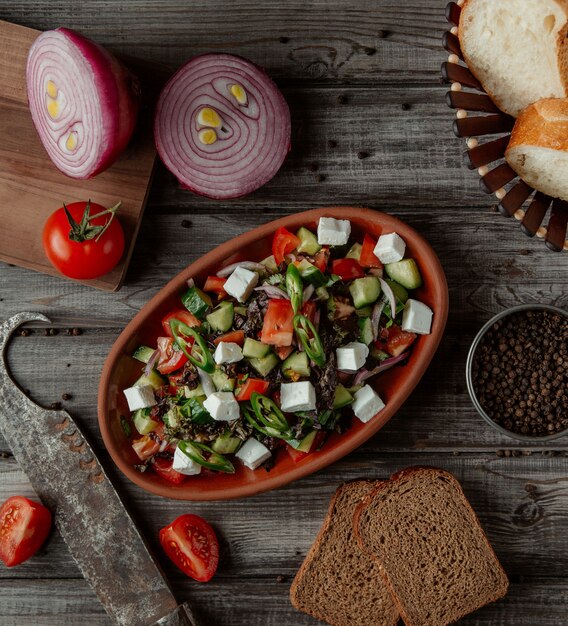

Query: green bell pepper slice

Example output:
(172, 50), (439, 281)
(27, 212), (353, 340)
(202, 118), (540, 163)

(293, 314), (326, 367)
(169, 319), (215, 373)
(285, 263), (303, 313)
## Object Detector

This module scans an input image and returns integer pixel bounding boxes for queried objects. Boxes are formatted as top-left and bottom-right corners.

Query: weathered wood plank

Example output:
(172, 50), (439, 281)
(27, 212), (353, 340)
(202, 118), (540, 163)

(2, 454), (568, 582)
(3, 0), (448, 85)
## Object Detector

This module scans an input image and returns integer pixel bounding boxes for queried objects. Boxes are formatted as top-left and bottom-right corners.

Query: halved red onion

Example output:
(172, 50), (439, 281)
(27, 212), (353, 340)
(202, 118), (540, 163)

(26, 28), (139, 179)
(353, 352), (409, 385)
(379, 278), (397, 320)
(154, 54), (291, 199)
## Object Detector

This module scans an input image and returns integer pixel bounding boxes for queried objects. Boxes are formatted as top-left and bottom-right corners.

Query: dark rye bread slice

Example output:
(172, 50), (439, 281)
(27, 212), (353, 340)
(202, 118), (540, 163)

(290, 480), (399, 626)
(354, 467), (508, 626)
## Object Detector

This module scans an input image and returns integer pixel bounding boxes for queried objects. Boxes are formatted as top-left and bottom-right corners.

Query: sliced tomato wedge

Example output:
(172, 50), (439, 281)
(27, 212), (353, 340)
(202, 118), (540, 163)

(260, 298), (295, 346)
(235, 378), (270, 401)
(153, 458), (186, 485)
(161, 309), (201, 337)
(203, 276), (227, 296)
(331, 258), (365, 280)
(312, 247), (330, 273)
(132, 435), (161, 461)
(0, 496), (52, 567)
(274, 345), (294, 360)
(157, 336), (189, 374)
(359, 234), (383, 268)
(382, 325), (417, 357)
(159, 514), (219, 582)
(272, 227), (300, 265)
(301, 300), (317, 323)
(213, 329), (245, 346)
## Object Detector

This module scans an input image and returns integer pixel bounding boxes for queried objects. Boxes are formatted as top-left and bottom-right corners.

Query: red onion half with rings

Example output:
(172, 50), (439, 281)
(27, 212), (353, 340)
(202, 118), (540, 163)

(26, 28), (140, 179)
(154, 54), (291, 199)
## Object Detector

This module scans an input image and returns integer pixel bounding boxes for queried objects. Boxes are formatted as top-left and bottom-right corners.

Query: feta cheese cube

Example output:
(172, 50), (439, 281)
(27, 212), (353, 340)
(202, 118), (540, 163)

(123, 385), (156, 412)
(280, 381), (317, 412)
(402, 299), (433, 335)
(223, 266), (259, 303)
(352, 385), (385, 423)
(172, 445), (202, 476)
(214, 341), (244, 365)
(317, 217), (351, 246)
(236, 437), (272, 470)
(203, 391), (240, 421)
(336, 341), (369, 372)
(374, 232), (406, 264)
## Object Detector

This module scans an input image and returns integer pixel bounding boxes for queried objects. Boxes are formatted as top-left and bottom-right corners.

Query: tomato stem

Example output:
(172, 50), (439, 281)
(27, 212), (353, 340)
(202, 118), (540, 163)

(64, 199), (122, 243)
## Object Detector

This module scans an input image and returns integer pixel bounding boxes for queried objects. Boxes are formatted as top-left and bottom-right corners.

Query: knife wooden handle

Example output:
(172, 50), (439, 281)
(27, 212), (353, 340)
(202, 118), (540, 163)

(152, 603), (201, 626)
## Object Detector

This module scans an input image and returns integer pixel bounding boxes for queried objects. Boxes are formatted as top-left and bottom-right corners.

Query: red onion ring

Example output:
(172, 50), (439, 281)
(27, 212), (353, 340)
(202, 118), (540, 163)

(26, 28), (139, 179)
(353, 352), (409, 385)
(217, 261), (266, 277)
(143, 349), (160, 377)
(303, 284), (315, 301)
(254, 285), (289, 299)
(154, 54), (291, 199)
(379, 278), (397, 320)
(371, 301), (385, 341)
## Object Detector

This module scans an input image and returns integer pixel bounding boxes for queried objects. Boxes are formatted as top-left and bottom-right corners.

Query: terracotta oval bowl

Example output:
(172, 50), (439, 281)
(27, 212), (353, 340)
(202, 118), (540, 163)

(98, 207), (449, 500)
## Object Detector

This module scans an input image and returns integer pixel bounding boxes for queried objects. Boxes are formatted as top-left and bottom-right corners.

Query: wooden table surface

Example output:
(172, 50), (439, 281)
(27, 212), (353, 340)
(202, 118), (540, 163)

(1, 1), (567, 624)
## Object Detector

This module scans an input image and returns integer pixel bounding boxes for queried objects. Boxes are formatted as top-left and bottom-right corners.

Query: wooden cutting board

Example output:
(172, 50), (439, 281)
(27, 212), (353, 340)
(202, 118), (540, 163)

(0, 20), (159, 291)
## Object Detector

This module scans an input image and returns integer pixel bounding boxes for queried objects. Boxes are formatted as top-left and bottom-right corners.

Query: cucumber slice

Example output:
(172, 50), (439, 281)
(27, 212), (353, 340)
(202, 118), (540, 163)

(349, 276), (381, 309)
(248, 353), (279, 377)
(333, 384), (353, 409)
(212, 430), (242, 454)
(346, 242), (362, 261)
(243, 337), (271, 358)
(162, 407), (180, 429)
(355, 306), (372, 318)
(358, 317), (374, 345)
(315, 286), (329, 301)
(132, 345), (155, 364)
(288, 429), (318, 452)
(385, 279), (409, 303)
(133, 408), (158, 435)
(134, 370), (165, 390)
(211, 368), (236, 392)
(296, 227), (321, 255)
(183, 382), (204, 399)
(206, 301), (234, 332)
(260, 254), (279, 273)
(182, 286), (213, 319)
(282, 351), (310, 378)
(297, 259), (326, 286)
(385, 259), (423, 290)
(370, 346), (389, 361)
(234, 305), (248, 316)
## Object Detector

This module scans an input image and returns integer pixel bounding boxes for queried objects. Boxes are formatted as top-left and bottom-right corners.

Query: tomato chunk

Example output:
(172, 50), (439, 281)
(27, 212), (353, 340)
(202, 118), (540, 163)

(132, 435), (161, 461)
(213, 330), (245, 346)
(162, 309), (201, 337)
(312, 247), (329, 273)
(260, 299), (295, 346)
(301, 300), (317, 323)
(0, 496), (52, 567)
(274, 345), (294, 360)
(331, 258), (365, 280)
(235, 378), (270, 401)
(157, 336), (189, 374)
(153, 458), (186, 485)
(272, 227), (300, 265)
(359, 234), (383, 268)
(159, 514), (219, 582)
(203, 276), (227, 295)
(383, 324), (417, 357)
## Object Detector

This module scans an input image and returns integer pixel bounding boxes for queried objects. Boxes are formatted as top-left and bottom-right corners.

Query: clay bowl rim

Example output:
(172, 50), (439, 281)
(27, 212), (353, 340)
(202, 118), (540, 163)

(465, 303), (568, 442)
(98, 206), (449, 500)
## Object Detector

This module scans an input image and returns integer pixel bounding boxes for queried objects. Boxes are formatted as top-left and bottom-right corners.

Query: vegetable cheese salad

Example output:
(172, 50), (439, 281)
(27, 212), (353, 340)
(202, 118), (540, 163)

(122, 217), (434, 484)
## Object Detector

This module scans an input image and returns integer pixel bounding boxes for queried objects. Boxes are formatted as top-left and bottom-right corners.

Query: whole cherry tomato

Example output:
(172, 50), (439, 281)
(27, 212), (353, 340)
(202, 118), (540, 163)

(43, 200), (125, 279)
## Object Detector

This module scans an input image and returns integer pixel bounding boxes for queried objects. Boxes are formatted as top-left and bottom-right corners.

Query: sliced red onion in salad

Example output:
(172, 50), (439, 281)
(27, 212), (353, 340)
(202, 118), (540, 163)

(216, 261), (267, 277)
(371, 301), (385, 341)
(143, 348), (160, 376)
(302, 283), (315, 301)
(26, 28), (140, 179)
(379, 278), (397, 321)
(353, 352), (410, 385)
(154, 54), (291, 199)
(198, 369), (216, 397)
(254, 285), (289, 299)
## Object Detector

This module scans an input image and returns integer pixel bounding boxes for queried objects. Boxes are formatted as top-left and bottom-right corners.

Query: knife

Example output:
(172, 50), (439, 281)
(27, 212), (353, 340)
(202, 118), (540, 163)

(0, 312), (201, 626)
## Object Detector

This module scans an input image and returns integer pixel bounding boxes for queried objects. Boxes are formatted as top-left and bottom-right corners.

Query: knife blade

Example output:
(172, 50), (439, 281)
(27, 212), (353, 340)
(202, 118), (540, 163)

(0, 312), (201, 626)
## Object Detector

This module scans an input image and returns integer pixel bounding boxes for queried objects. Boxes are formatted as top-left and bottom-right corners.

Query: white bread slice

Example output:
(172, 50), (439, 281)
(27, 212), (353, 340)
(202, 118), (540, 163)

(506, 98), (568, 200)
(459, 0), (568, 117)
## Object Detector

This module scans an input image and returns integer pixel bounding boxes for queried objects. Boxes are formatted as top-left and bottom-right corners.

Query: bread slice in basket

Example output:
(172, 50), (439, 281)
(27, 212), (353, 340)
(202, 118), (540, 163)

(459, 0), (568, 117)
(290, 480), (399, 626)
(354, 467), (509, 626)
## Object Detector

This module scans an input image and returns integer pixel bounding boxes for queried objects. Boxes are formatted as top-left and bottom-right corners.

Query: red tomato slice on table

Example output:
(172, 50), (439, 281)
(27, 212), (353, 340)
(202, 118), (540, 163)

(235, 378), (270, 401)
(382, 325), (416, 357)
(159, 514), (219, 582)
(331, 258), (365, 280)
(157, 336), (189, 374)
(359, 234), (383, 268)
(153, 458), (186, 485)
(0, 496), (52, 567)
(213, 330), (245, 346)
(272, 227), (300, 265)
(203, 276), (227, 296)
(260, 299), (295, 346)
(161, 309), (201, 337)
